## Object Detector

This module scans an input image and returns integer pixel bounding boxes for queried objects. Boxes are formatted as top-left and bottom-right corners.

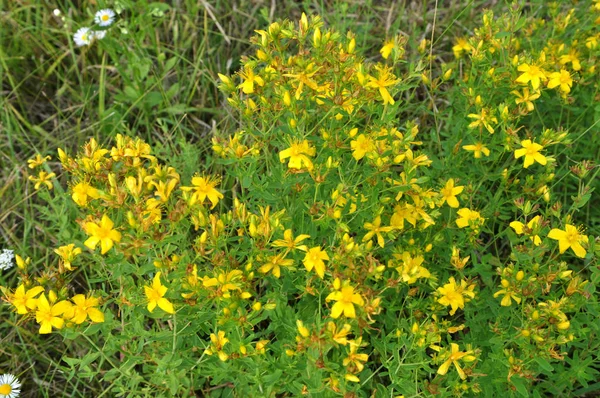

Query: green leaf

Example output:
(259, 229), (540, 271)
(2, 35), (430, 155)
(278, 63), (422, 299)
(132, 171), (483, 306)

(512, 377), (529, 397)
(63, 357), (80, 367)
(534, 357), (554, 373)
(80, 352), (100, 369)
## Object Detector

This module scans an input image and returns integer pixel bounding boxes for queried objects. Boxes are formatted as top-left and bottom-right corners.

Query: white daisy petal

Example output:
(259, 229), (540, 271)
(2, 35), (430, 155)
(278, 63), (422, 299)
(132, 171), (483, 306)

(93, 30), (107, 40)
(0, 373), (22, 398)
(73, 27), (91, 47)
(94, 9), (115, 27)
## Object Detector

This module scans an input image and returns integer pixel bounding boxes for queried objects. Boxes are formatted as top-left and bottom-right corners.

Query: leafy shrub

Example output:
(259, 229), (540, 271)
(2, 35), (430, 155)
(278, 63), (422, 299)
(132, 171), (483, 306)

(2, 3), (600, 397)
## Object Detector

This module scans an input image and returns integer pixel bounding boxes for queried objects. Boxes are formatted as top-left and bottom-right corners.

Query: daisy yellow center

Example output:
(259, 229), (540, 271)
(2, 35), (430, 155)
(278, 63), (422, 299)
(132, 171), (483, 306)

(102, 15), (110, 21)
(0, 384), (12, 394)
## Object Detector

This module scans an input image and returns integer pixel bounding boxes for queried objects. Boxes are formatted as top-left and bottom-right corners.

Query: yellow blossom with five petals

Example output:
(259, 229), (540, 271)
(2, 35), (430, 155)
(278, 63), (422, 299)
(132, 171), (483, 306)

(514, 140), (547, 168)
(548, 224), (588, 258)
(326, 285), (364, 318)
(462, 142), (490, 158)
(279, 140), (316, 171)
(84, 214), (122, 254)
(35, 293), (72, 334)
(302, 246), (329, 278)
(439, 179), (464, 208)
(144, 272), (175, 314)
(180, 175), (224, 209)
(515, 63), (547, 90)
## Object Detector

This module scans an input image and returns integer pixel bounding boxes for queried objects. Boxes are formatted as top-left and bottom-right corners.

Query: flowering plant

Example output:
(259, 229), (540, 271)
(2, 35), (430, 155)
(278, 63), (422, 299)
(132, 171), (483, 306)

(2, 3), (600, 397)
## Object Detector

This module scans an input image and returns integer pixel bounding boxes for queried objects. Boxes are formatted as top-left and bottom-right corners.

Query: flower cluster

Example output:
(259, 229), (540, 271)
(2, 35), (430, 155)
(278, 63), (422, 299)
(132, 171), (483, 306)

(0, 249), (14, 271)
(2, 4), (598, 397)
(73, 9), (116, 47)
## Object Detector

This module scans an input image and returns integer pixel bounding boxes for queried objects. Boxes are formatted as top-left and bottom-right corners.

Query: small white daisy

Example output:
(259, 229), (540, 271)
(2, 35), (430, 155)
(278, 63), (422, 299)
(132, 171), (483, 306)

(0, 249), (14, 271)
(0, 373), (21, 398)
(94, 9), (115, 27)
(73, 27), (91, 47)
(93, 30), (107, 40)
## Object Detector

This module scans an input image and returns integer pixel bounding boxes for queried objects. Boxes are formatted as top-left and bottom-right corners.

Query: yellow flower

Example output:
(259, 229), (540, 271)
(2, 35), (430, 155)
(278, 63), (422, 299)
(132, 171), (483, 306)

(54, 244), (82, 271)
(271, 229), (310, 252)
(28, 170), (56, 190)
(452, 38), (472, 58)
(258, 252), (294, 278)
(283, 64), (320, 100)
(279, 139), (316, 171)
(326, 284), (364, 318)
(327, 322), (352, 345)
(467, 108), (497, 134)
(509, 215), (542, 246)
(396, 252), (430, 284)
(343, 338), (369, 376)
(237, 65), (264, 94)
(84, 214), (122, 254)
(547, 70), (573, 93)
(456, 208), (485, 229)
(380, 40), (395, 59)
(450, 246), (470, 270)
(493, 279), (521, 306)
(180, 175), (224, 209)
(439, 179), (464, 208)
(68, 294), (105, 324)
(511, 88), (540, 112)
(151, 178), (178, 203)
(350, 134), (375, 160)
(15, 254), (30, 270)
(9, 284), (44, 314)
(559, 50), (581, 71)
(366, 65), (399, 105)
(436, 277), (476, 315)
(27, 154), (51, 169)
(515, 63), (547, 90)
(462, 142), (490, 158)
(362, 216), (393, 248)
(144, 272), (175, 314)
(302, 246), (329, 278)
(514, 139), (547, 168)
(205, 330), (229, 361)
(35, 293), (72, 334)
(296, 320), (311, 338)
(436, 343), (476, 380)
(255, 340), (269, 354)
(548, 224), (588, 258)
(71, 181), (100, 206)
